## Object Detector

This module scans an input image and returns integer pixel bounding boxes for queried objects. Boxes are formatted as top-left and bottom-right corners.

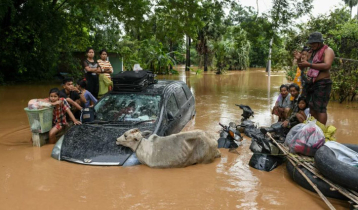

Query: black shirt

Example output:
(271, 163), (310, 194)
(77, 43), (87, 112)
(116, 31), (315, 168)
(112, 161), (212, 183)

(59, 89), (80, 101)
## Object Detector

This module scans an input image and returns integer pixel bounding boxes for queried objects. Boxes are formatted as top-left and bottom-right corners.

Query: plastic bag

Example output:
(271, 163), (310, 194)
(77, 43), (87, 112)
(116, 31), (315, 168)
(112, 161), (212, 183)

(31, 119), (41, 132)
(284, 120), (325, 156)
(28, 99), (51, 110)
(285, 123), (305, 146)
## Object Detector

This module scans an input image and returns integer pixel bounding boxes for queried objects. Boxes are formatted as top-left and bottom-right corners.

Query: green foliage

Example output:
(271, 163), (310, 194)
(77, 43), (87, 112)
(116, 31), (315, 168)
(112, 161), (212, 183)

(331, 59), (358, 102)
(241, 16), (273, 67)
(284, 66), (297, 81)
(141, 38), (177, 74)
(1, 0), (356, 86)
(342, 0), (358, 17)
(284, 7), (358, 102)
(190, 68), (203, 75)
(328, 19), (358, 59)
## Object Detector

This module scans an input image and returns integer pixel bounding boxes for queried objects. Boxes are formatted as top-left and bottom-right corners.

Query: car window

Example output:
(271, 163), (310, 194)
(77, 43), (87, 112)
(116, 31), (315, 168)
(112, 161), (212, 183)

(167, 94), (179, 115)
(94, 94), (161, 122)
(182, 85), (192, 100)
(175, 87), (187, 106)
(182, 87), (188, 100)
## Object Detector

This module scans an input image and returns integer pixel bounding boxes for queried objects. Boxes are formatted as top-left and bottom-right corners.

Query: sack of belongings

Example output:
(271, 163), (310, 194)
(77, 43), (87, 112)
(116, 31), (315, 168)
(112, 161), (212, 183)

(304, 116), (336, 141)
(284, 119), (325, 156)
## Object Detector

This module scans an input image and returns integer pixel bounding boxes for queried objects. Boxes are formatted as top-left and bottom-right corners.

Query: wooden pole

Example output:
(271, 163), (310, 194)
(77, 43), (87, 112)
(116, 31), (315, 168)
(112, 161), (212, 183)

(265, 132), (358, 204)
(287, 158), (336, 210)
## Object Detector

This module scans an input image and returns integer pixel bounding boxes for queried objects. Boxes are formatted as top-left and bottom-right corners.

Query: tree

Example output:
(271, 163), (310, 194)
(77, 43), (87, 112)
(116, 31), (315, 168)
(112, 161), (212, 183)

(266, 0), (314, 73)
(342, 0), (358, 17)
(195, 0), (226, 71)
(0, 0), (153, 83)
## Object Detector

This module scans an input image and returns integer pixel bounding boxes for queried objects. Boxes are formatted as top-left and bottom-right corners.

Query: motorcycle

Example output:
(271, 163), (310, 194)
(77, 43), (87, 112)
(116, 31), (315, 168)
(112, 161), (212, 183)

(217, 122), (242, 149)
(248, 130), (285, 172)
(217, 104), (254, 149)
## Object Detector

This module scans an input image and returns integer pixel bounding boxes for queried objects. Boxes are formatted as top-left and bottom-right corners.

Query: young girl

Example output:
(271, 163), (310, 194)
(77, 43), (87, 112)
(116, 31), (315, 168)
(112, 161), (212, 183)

(83, 47), (101, 99)
(77, 79), (98, 108)
(47, 88), (81, 143)
(295, 96), (310, 123)
(97, 49), (113, 91)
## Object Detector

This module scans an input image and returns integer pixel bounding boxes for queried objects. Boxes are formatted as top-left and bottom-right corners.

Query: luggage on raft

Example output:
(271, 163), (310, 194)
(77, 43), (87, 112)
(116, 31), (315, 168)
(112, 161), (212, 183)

(112, 70), (156, 91)
(315, 144), (358, 192)
(286, 160), (348, 200)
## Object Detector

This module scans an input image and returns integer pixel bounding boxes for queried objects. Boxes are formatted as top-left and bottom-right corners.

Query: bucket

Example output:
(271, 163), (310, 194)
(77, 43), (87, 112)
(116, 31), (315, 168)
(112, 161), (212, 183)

(24, 107), (53, 133)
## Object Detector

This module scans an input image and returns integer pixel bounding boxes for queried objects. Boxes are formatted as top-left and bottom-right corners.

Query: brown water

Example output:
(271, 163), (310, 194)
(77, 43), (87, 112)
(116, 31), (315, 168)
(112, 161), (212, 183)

(0, 68), (357, 209)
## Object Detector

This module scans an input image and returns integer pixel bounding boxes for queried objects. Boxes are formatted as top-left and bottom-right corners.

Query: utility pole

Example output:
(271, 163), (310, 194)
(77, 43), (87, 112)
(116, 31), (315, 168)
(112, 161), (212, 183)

(267, 38), (273, 77)
(185, 35), (191, 71)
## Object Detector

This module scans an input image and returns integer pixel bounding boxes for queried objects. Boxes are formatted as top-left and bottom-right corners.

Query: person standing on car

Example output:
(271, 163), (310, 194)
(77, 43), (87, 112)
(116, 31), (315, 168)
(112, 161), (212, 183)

(97, 49), (114, 91)
(84, 47), (101, 99)
(97, 49), (113, 98)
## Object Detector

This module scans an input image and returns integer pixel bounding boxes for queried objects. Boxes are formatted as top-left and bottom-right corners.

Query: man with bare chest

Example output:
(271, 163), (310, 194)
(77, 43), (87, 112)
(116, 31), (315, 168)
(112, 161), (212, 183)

(298, 32), (335, 125)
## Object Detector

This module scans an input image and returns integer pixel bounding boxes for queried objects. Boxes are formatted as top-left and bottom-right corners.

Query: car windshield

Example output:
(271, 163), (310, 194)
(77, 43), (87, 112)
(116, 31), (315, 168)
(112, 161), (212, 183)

(94, 94), (161, 123)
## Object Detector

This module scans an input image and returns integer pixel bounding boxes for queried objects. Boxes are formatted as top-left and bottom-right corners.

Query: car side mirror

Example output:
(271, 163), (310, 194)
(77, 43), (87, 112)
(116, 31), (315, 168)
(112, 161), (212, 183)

(167, 111), (174, 121)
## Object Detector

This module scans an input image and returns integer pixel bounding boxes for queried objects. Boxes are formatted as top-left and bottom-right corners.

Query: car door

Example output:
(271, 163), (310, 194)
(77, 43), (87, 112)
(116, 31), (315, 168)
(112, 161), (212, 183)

(173, 86), (192, 129)
(163, 93), (180, 135)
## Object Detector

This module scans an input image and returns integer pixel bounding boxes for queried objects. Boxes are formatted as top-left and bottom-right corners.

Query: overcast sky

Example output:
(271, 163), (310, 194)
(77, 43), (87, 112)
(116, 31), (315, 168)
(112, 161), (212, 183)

(239, 0), (353, 23)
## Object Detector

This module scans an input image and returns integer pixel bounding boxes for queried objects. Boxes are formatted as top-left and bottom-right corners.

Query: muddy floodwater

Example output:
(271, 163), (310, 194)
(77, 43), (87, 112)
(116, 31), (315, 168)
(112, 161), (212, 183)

(0, 68), (357, 210)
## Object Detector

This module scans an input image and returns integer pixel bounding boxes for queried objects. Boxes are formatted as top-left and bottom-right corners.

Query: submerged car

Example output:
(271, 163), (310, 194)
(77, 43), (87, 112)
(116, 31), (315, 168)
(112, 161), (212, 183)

(51, 80), (196, 166)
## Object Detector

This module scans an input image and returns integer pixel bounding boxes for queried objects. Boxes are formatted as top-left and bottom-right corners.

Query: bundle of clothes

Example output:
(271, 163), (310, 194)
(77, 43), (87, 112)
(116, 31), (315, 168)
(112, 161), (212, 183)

(28, 99), (52, 110)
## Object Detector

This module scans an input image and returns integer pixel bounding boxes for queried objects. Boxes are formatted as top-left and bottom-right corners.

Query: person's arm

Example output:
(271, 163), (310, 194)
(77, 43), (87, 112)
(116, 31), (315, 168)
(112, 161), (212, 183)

(88, 92), (98, 105)
(103, 75), (113, 87)
(71, 86), (86, 104)
(105, 61), (113, 73)
(282, 120), (289, 127)
(65, 109), (82, 125)
(298, 48), (335, 71)
(275, 94), (281, 107)
(79, 92), (86, 104)
(66, 98), (82, 110)
(84, 60), (101, 73)
(37, 98), (57, 105)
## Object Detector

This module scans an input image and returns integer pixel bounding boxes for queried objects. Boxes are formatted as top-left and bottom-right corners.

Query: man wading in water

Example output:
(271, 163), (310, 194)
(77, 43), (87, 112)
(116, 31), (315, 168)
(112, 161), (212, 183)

(298, 32), (335, 125)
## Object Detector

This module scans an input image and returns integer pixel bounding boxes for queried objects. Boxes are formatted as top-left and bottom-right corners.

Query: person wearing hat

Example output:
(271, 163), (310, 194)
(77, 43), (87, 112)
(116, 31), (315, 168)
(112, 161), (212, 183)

(298, 32), (335, 125)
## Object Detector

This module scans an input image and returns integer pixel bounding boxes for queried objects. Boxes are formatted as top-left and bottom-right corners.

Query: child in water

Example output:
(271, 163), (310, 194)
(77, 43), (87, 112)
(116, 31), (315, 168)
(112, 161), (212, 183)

(47, 88), (81, 143)
(295, 96), (310, 123)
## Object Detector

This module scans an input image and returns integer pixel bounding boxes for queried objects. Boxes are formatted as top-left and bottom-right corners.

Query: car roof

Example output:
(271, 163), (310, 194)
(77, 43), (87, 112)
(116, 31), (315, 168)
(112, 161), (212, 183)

(110, 80), (184, 95)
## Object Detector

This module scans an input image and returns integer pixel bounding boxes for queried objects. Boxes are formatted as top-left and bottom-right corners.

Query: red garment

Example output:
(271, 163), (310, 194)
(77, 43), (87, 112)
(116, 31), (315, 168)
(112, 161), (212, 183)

(51, 98), (70, 130)
(307, 45), (328, 82)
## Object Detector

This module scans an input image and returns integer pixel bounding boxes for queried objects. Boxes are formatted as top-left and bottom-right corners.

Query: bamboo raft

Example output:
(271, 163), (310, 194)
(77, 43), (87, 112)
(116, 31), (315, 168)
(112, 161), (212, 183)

(264, 132), (358, 210)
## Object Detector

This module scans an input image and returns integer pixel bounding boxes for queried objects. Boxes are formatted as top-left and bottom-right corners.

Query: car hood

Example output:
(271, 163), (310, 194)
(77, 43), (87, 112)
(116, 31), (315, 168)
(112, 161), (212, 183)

(53, 123), (155, 166)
